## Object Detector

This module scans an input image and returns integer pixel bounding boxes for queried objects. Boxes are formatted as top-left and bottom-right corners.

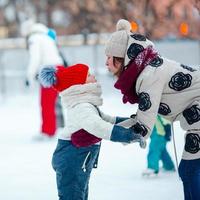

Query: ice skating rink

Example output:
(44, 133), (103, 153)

(0, 74), (184, 200)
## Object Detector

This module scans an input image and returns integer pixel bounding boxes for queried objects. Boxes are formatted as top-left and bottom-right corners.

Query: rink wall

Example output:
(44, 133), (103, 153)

(0, 35), (199, 97)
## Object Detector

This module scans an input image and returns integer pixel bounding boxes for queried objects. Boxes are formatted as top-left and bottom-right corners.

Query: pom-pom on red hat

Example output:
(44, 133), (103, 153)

(39, 64), (89, 92)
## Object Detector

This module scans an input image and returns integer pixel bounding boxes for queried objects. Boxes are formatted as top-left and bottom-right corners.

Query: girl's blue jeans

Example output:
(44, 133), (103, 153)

(52, 139), (100, 200)
(178, 158), (200, 200)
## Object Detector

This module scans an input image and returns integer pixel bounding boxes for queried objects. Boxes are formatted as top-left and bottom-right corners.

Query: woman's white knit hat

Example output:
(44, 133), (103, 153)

(105, 19), (154, 66)
(105, 19), (131, 58)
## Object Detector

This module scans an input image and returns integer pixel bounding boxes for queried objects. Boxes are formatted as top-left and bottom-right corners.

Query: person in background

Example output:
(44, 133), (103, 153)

(105, 19), (200, 200)
(142, 115), (175, 177)
(39, 63), (146, 200)
(21, 19), (64, 140)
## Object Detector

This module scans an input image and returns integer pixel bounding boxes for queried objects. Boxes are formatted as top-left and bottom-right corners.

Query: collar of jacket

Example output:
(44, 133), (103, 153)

(114, 46), (158, 104)
(60, 82), (103, 108)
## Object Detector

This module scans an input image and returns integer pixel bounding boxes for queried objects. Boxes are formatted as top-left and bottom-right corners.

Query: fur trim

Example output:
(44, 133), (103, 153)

(60, 83), (103, 108)
(39, 66), (57, 87)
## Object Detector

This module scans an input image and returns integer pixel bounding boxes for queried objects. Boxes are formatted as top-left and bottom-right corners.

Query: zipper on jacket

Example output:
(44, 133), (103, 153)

(81, 151), (91, 172)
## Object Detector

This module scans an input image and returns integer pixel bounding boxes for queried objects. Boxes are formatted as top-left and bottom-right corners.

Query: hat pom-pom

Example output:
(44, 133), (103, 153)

(39, 66), (57, 87)
(116, 19), (131, 32)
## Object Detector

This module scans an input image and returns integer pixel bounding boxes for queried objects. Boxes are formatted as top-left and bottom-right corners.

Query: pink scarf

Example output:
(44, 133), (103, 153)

(114, 46), (158, 104)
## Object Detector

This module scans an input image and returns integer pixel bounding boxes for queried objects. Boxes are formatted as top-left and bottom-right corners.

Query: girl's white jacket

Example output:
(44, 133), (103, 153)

(58, 83), (117, 141)
(27, 31), (63, 85)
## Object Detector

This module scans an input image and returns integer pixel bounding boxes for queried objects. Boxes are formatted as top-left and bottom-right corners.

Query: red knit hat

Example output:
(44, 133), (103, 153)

(39, 63), (89, 92)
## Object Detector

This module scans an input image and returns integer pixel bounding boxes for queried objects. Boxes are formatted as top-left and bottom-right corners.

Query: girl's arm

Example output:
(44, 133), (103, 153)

(98, 109), (129, 124)
(75, 104), (145, 147)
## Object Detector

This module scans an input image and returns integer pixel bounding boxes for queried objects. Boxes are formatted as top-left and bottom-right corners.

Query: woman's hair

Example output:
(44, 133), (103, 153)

(113, 57), (124, 77)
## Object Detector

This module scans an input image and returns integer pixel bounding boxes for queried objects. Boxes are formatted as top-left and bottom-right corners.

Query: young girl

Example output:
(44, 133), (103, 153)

(39, 63), (146, 200)
(105, 19), (200, 199)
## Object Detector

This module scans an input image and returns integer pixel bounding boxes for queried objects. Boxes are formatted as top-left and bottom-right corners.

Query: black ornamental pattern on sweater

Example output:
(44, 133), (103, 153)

(149, 56), (163, 67)
(180, 64), (197, 72)
(130, 34), (147, 41)
(185, 133), (200, 154)
(132, 122), (148, 137)
(169, 72), (192, 91)
(138, 92), (152, 111)
(183, 105), (200, 125)
(158, 103), (171, 115)
(127, 43), (144, 60)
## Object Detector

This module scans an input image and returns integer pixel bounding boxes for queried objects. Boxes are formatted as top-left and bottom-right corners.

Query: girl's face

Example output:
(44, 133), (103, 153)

(85, 73), (97, 83)
(106, 56), (122, 76)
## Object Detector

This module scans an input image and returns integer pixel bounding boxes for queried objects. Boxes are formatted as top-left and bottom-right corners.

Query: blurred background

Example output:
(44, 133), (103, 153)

(0, 0), (199, 96)
(0, 0), (199, 39)
(0, 0), (199, 200)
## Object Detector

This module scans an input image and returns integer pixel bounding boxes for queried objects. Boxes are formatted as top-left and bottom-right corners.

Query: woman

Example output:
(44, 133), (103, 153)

(105, 19), (200, 200)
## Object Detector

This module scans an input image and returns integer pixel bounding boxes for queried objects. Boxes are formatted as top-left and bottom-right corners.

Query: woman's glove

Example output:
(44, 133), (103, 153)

(110, 125), (146, 149)
(137, 135), (146, 149)
(128, 132), (146, 149)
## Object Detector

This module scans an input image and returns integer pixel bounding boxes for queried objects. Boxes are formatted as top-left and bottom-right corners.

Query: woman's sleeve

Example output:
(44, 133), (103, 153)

(133, 67), (166, 139)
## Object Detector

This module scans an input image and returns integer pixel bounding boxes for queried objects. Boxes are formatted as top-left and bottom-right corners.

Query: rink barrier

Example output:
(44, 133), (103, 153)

(0, 34), (199, 97)
(0, 33), (109, 49)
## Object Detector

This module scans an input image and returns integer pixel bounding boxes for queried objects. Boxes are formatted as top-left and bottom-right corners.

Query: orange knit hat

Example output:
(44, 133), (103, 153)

(39, 63), (89, 92)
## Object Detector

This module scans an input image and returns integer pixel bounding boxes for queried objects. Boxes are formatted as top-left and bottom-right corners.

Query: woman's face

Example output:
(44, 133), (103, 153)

(85, 73), (97, 83)
(106, 56), (122, 76)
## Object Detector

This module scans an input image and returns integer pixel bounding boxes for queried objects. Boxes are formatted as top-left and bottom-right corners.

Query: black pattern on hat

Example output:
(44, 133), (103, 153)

(132, 122), (148, 137)
(183, 105), (200, 125)
(158, 103), (171, 115)
(127, 43), (144, 60)
(180, 64), (197, 72)
(185, 133), (200, 154)
(130, 34), (147, 41)
(149, 56), (163, 67)
(168, 72), (192, 91)
(138, 92), (151, 111)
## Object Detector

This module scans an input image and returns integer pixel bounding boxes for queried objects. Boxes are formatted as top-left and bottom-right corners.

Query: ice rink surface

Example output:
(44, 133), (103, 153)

(0, 74), (185, 200)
